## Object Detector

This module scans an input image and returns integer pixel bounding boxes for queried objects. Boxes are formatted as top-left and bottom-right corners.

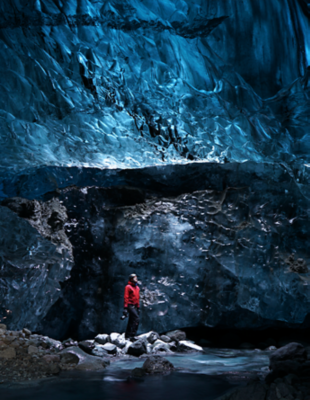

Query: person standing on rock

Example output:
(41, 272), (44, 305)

(121, 274), (140, 340)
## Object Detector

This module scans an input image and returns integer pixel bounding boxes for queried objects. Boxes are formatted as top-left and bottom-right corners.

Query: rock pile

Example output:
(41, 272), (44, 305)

(0, 324), (109, 383)
(88, 330), (203, 358)
(0, 326), (203, 384)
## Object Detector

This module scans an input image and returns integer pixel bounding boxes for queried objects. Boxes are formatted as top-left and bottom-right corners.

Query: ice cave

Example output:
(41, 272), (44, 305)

(1, 1), (310, 399)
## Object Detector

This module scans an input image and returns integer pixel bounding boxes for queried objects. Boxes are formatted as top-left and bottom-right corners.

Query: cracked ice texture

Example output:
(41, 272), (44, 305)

(0, 0), (309, 193)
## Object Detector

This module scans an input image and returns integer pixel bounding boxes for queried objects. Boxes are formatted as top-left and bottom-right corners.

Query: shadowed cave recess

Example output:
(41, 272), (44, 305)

(1, 0), (310, 343)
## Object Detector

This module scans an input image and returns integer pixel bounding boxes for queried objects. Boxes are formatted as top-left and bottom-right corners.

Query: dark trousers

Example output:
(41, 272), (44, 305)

(125, 305), (139, 338)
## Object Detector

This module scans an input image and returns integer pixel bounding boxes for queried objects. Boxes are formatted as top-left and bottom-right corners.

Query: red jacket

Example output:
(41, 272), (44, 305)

(124, 281), (140, 308)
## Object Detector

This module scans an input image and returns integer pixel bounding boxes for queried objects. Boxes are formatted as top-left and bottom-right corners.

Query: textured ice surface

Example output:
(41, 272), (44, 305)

(0, 205), (73, 330)
(0, 0), (309, 191)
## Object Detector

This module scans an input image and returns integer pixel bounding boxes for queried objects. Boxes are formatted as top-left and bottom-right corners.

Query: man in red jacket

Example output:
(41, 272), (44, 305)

(122, 273), (140, 340)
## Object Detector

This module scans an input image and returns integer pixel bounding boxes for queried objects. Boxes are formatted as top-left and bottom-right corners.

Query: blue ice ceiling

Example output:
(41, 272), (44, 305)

(0, 0), (310, 194)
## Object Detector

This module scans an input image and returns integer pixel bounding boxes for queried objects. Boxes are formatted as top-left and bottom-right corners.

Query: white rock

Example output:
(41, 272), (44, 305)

(177, 341), (203, 353)
(147, 344), (152, 354)
(123, 341), (132, 354)
(92, 344), (108, 357)
(137, 331), (159, 344)
(102, 343), (117, 354)
(152, 340), (172, 353)
(110, 333), (127, 349)
(95, 334), (109, 345)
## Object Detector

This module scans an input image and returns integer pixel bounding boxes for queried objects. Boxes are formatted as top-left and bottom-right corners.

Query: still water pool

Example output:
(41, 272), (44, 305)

(2, 349), (270, 400)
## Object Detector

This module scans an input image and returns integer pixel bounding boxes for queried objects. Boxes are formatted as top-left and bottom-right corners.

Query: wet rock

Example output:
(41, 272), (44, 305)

(138, 331), (160, 344)
(266, 343), (308, 382)
(270, 342), (307, 369)
(143, 356), (175, 374)
(101, 343), (117, 355)
(60, 347), (109, 371)
(61, 352), (79, 365)
(79, 340), (95, 354)
(166, 330), (186, 342)
(152, 340), (172, 353)
(0, 347), (16, 359)
(160, 335), (171, 343)
(177, 341), (204, 353)
(127, 339), (147, 357)
(95, 334), (109, 345)
(91, 344), (108, 357)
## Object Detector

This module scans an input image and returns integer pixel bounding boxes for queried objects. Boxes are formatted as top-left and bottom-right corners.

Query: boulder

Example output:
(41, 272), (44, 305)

(127, 339), (147, 357)
(166, 330), (186, 342)
(92, 343), (117, 356)
(143, 356), (175, 374)
(0, 324), (7, 331)
(79, 340), (95, 354)
(138, 331), (159, 344)
(152, 340), (172, 353)
(0, 347), (16, 359)
(61, 352), (79, 364)
(177, 341), (204, 353)
(95, 334), (109, 345)
(101, 343), (117, 355)
(110, 333), (127, 349)
(60, 347), (110, 371)
(160, 335), (171, 343)
(22, 328), (31, 336)
(266, 342), (308, 382)
(270, 343), (307, 371)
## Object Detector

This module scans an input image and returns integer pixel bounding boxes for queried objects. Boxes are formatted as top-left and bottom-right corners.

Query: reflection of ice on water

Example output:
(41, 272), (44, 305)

(105, 349), (270, 379)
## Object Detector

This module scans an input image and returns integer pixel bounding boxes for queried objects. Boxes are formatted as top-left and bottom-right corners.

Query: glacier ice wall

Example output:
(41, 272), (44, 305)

(0, 0), (309, 188)
(0, 0), (310, 336)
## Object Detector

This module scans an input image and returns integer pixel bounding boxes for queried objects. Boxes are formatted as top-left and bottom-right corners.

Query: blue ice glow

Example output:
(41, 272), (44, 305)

(0, 0), (309, 192)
